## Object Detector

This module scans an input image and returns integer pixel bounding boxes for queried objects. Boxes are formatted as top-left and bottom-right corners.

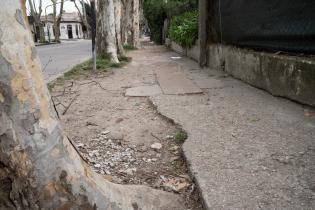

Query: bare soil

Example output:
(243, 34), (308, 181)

(50, 47), (204, 209)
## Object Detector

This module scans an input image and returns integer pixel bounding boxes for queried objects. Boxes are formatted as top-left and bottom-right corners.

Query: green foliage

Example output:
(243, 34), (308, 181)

(169, 10), (198, 48)
(143, 0), (166, 44)
(118, 55), (131, 62)
(123, 44), (138, 51)
(175, 130), (188, 144)
(143, 0), (197, 44)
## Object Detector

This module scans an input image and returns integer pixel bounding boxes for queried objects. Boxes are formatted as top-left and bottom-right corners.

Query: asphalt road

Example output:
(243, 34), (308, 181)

(37, 39), (92, 83)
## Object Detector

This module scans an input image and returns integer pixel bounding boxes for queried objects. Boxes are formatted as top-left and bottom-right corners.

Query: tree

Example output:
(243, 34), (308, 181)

(51, 0), (64, 43)
(97, 0), (142, 62)
(28, 0), (45, 42)
(73, 0), (91, 38)
(143, 0), (197, 44)
(114, 0), (125, 55)
(96, 0), (120, 63)
(130, 0), (141, 48)
(0, 1), (183, 209)
(121, 0), (140, 48)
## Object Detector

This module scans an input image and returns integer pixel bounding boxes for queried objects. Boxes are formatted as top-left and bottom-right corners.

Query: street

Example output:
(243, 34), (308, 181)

(37, 39), (91, 83)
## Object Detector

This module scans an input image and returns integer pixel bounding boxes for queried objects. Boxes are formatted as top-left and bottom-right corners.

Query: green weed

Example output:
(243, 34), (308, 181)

(175, 130), (188, 144)
(47, 54), (131, 91)
(123, 44), (138, 51)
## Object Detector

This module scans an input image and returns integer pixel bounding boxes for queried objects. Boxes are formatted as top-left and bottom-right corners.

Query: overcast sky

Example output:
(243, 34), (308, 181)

(26, 0), (80, 16)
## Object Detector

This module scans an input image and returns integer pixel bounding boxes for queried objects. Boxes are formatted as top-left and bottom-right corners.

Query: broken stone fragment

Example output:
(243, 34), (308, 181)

(162, 177), (190, 192)
(169, 145), (179, 151)
(123, 168), (137, 176)
(170, 156), (180, 162)
(150, 142), (162, 150)
(101, 130), (110, 135)
(76, 143), (84, 148)
(94, 164), (101, 168)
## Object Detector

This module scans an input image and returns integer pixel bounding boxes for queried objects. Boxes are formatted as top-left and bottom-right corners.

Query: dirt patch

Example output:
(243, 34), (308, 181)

(50, 67), (203, 209)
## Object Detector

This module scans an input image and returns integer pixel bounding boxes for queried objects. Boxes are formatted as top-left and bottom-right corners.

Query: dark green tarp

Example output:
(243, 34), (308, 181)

(211, 0), (315, 53)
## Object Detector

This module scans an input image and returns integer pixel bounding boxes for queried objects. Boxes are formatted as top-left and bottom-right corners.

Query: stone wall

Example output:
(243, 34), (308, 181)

(208, 44), (315, 107)
(166, 38), (200, 62)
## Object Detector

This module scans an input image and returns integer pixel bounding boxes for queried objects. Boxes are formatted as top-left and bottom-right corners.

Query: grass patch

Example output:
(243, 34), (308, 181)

(175, 130), (188, 144)
(123, 44), (138, 51)
(119, 55), (131, 62)
(48, 83), (55, 92)
(172, 159), (184, 170)
(48, 54), (131, 91)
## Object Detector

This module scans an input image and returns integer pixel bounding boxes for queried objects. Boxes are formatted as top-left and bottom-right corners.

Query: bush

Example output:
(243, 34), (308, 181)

(143, 0), (166, 44)
(168, 10), (198, 48)
(143, 0), (197, 44)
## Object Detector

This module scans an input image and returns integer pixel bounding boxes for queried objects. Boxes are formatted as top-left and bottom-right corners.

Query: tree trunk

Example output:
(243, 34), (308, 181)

(39, 26), (45, 43)
(0, 1), (183, 209)
(55, 0), (64, 43)
(114, 0), (125, 56)
(121, 0), (140, 48)
(74, 0), (91, 33)
(28, 0), (45, 43)
(126, 0), (133, 45)
(121, 0), (128, 45)
(96, 0), (119, 63)
(131, 0), (140, 48)
(51, 0), (57, 41)
(51, 0), (64, 43)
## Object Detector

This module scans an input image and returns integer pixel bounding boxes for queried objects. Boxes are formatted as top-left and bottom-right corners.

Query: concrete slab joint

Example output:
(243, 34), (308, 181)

(155, 65), (202, 95)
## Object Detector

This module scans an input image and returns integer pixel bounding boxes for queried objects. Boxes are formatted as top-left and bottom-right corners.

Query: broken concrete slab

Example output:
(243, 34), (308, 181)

(150, 73), (315, 209)
(125, 85), (162, 97)
(193, 77), (226, 89)
(155, 65), (202, 95)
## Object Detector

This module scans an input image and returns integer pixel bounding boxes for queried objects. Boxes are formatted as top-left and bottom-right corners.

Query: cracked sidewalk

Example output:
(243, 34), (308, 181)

(127, 43), (315, 209)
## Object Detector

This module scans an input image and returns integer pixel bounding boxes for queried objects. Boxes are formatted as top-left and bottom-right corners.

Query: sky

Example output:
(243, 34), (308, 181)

(26, 0), (81, 16)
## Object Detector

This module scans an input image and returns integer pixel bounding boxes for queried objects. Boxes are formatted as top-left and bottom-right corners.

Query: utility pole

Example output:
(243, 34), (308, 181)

(198, 0), (208, 67)
(90, 0), (96, 73)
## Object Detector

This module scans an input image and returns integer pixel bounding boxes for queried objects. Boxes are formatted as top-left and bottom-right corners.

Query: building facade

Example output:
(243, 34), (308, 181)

(41, 12), (84, 41)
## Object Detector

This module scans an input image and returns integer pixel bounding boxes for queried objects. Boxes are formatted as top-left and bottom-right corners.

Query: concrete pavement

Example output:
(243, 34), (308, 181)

(36, 39), (91, 83)
(126, 44), (315, 209)
(37, 39), (315, 209)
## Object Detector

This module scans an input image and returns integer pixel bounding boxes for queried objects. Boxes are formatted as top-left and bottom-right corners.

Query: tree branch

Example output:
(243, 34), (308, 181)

(33, 0), (38, 14)
(57, 0), (64, 24)
(74, 0), (91, 30)
(38, 0), (43, 17)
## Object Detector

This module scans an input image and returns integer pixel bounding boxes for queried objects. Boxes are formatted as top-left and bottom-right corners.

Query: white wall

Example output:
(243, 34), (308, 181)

(44, 22), (84, 41)
(44, 23), (55, 41)
(59, 22), (84, 39)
